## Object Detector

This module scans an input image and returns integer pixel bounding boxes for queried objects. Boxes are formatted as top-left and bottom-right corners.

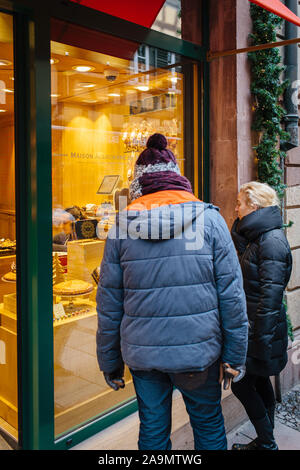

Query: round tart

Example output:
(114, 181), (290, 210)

(3, 271), (16, 281)
(0, 239), (16, 249)
(53, 279), (93, 296)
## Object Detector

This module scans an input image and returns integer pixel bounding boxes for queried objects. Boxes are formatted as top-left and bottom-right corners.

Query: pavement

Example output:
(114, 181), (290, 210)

(1, 384), (299, 451)
(227, 383), (300, 450)
(227, 415), (300, 450)
(0, 433), (12, 450)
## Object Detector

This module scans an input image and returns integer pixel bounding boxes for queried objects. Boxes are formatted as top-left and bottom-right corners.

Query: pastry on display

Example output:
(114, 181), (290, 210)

(53, 279), (94, 296)
(3, 270), (16, 282)
(2, 261), (17, 282)
(53, 253), (66, 285)
(0, 239), (16, 249)
(53, 305), (92, 322)
(0, 238), (16, 255)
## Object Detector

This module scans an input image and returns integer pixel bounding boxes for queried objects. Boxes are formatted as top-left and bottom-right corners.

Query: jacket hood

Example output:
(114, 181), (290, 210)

(233, 205), (283, 242)
(114, 201), (217, 244)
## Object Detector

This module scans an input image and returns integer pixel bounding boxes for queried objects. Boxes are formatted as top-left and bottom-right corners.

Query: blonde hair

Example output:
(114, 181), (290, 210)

(239, 181), (280, 209)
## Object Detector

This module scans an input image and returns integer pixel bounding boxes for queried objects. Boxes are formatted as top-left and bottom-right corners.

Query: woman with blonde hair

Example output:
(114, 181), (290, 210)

(230, 181), (292, 450)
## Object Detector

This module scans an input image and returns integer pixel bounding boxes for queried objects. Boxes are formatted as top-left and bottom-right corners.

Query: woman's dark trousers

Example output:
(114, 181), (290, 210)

(231, 373), (277, 449)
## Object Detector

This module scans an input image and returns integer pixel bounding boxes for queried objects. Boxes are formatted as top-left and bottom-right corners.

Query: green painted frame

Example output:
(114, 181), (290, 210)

(0, 0), (210, 450)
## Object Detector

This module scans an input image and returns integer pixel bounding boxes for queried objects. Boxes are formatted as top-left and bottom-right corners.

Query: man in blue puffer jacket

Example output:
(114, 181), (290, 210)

(96, 134), (248, 450)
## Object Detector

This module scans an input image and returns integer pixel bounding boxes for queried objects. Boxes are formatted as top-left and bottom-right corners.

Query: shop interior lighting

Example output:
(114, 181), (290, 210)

(72, 65), (95, 72)
(83, 99), (98, 103)
(170, 77), (178, 84)
(79, 82), (96, 88)
(51, 94), (60, 98)
(136, 86), (149, 92)
(108, 93), (120, 97)
(0, 60), (11, 66)
(2, 88), (14, 93)
(50, 58), (59, 65)
(0, 109), (6, 112)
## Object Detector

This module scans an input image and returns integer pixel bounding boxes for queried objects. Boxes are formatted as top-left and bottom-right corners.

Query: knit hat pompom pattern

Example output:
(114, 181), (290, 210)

(129, 133), (193, 202)
(146, 133), (167, 150)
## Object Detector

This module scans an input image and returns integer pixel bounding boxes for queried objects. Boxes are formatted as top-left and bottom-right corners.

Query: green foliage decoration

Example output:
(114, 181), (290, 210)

(249, 5), (294, 340)
(283, 298), (294, 342)
(248, 4), (289, 198)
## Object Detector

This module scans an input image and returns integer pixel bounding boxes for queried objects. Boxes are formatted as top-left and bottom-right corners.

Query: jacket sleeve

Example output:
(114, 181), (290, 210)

(248, 233), (291, 361)
(231, 218), (249, 258)
(212, 211), (248, 366)
(96, 235), (124, 373)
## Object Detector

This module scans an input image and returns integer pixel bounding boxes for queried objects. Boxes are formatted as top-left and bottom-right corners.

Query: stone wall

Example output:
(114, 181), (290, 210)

(209, 0), (255, 228)
(286, 185), (300, 331)
(284, 1), (300, 333)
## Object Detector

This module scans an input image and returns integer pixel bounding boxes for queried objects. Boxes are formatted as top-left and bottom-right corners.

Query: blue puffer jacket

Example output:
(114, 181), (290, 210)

(96, 196), (248, 373)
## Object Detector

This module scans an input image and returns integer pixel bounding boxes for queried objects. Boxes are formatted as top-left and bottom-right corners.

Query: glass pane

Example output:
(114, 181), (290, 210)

(51, 25), (188, 438)
(151, 0), (181, 39)
(0, 12), (18, 442)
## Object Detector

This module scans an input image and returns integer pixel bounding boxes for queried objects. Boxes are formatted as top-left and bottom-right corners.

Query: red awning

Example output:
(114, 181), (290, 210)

(70, 1), (300, 29)
(69, 0), (166, 28)
(249, 0), (300, 27)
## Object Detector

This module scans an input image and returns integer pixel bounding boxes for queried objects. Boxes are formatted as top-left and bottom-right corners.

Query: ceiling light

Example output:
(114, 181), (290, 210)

(50, 58), (59, 65)
(2, 88), (14, 93)
(51, 94), (60, 98)
(83, 99), (98, 103)
(72, 65), (95, 73)
(170, 77), (178, 84)
(108, 93), (120, 97)
(136, 86), (149, 92)
(0, 109), (6, 113)
(0, 59), (11, 66)
(79, 82), (96, 88)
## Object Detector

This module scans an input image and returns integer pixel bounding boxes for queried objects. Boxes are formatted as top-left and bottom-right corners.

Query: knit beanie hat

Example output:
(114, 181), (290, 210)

(129, 133), (193, 201)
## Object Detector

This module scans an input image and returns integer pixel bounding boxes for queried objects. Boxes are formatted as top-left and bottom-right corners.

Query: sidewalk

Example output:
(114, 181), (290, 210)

(227, 383), (300, 450)
(0, 384), (299, 451)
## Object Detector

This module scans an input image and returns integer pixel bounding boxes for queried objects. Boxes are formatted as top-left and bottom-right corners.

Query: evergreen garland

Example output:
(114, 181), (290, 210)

(248, 4), (289, 198)
(249, 5), (294, 340)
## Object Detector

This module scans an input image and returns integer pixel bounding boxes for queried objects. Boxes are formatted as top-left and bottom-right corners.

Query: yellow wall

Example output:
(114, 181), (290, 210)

(52, 93), (185, 210)
(52, 102), (131, 209)
(0, 120), (15, 240)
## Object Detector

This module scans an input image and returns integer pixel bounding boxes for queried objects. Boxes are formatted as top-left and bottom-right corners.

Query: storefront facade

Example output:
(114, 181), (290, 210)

(0, 0), (209, 449)
(1, 0), (299, 451)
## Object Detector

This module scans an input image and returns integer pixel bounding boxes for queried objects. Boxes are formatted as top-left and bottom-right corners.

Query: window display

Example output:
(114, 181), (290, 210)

(0, 12), (18, 440)
(51, 28), (187, 437)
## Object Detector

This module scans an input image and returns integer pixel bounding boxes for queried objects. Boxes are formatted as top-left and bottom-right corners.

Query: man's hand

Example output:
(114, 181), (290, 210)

(103, 366), (125, 391)
(219, 363), (240, 390)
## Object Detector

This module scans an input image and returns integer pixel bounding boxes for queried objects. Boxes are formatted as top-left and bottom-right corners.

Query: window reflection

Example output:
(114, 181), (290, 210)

(0, 12), (18, 441)
(51, 36), (185, 437)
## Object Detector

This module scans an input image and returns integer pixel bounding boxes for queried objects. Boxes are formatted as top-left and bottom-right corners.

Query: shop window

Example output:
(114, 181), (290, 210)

(0, 12), (18, 441)
(51, 20), (194, 438)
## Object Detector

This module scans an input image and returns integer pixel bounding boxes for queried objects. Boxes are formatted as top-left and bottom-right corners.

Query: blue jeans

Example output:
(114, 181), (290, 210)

(130, 360), (227, 450)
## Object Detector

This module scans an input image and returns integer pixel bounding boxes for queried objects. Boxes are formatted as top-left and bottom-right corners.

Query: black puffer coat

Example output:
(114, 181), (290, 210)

(231, 206), (292, 377)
